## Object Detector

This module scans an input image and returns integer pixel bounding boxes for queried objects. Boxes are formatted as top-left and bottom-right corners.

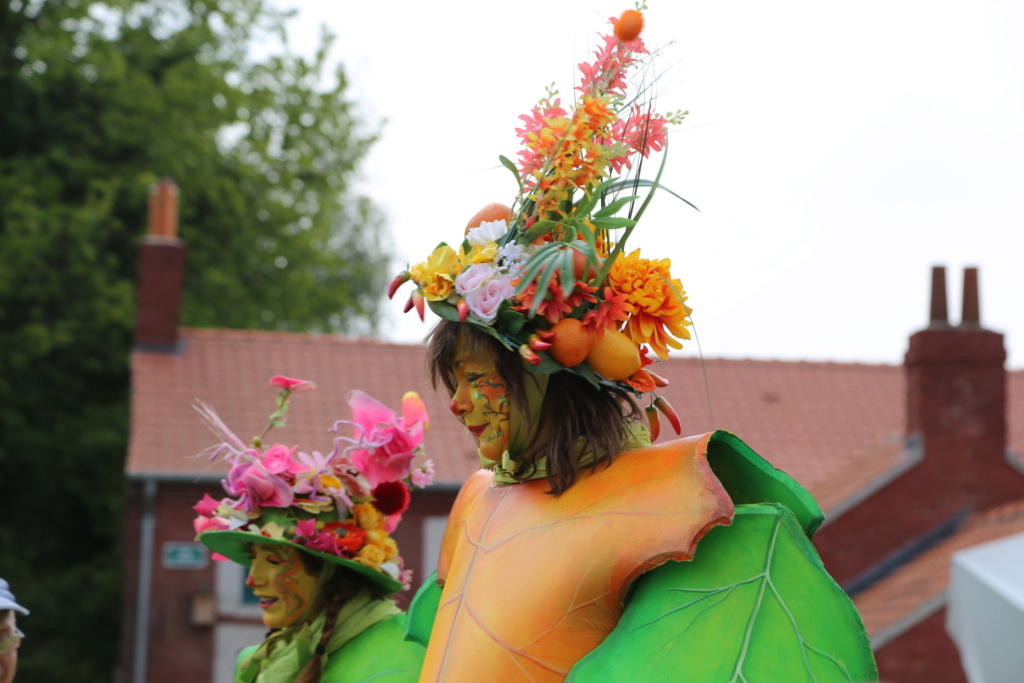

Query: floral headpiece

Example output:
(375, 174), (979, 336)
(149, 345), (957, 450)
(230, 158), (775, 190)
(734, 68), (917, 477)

(193, 376), (433, 593)
(389, 7), (687, 439)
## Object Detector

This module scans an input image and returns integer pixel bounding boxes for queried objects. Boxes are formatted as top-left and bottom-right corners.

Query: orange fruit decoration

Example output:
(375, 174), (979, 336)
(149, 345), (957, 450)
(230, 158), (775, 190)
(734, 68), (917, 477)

(548, 317), (593, 367)
(464, 202), (511, 235)
(572, 248), (600, 282)
(614, 9), (644, 42)
(586, 329), (641, 380)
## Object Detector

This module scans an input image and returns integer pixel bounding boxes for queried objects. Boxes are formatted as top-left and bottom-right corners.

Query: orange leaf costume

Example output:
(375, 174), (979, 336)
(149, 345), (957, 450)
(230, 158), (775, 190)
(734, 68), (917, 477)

(421, 435), (733, 681)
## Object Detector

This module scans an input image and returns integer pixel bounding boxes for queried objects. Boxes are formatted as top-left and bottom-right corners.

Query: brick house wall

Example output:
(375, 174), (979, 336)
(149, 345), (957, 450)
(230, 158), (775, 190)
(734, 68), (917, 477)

(874, 610), (967, 683)
(116, 480), (221, 683)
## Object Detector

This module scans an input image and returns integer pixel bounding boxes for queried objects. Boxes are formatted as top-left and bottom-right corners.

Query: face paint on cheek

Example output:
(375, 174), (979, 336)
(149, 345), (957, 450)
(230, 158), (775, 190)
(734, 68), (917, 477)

(271, 557), (308, 622)
(475, 379), (509, 441)
(251, 545), (320, 629)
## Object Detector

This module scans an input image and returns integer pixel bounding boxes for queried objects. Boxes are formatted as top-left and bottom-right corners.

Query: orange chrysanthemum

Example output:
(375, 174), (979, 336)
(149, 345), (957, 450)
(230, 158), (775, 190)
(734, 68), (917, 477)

(607, 249), (692, 359)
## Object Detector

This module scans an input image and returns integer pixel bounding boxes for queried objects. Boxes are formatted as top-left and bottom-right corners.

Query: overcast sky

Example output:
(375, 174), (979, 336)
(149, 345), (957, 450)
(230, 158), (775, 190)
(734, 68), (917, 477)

(278, 0), (1024, 368)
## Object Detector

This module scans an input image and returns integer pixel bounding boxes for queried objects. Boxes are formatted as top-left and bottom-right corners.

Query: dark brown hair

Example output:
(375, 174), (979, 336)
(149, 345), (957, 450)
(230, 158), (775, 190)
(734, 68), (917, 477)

(426, 319), (641, 494)
(293, 555), (390, 683)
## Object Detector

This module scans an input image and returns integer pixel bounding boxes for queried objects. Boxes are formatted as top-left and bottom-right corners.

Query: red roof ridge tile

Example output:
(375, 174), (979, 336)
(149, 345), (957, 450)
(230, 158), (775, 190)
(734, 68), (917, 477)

(178, 327), (424, 348)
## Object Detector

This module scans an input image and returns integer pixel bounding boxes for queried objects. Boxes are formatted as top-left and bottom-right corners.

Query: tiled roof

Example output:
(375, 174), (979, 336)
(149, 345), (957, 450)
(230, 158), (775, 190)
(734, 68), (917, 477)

(853, 499), (1024, 648)
(651, 357), (906, 502)
(128, 329), (906, 493)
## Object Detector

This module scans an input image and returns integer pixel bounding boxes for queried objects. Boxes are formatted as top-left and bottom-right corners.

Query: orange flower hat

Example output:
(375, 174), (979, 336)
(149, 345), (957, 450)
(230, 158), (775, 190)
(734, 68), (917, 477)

(388, 8), (692, 439)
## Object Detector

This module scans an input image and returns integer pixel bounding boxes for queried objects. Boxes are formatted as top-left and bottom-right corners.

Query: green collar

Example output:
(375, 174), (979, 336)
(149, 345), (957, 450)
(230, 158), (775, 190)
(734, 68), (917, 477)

(236, 590), (398, 683)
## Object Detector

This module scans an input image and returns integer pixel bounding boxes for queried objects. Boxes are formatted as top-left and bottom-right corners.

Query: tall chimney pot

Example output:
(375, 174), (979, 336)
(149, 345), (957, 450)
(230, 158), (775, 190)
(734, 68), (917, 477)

(928, 265), (948, 327)
(135, 179), (186, 350)
(961, 267), (980, 327)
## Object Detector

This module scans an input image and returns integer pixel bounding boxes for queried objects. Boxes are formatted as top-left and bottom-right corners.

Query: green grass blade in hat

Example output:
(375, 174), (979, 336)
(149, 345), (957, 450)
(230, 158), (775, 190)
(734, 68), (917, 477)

(193, 375), (434, 594)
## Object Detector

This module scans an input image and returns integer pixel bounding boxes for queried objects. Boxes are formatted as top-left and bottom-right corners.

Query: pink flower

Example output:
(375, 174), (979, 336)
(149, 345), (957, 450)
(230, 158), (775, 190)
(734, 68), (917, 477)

(304, 531), (342, 556)
(294, 518), (317, 538)
(192, 493), (221, 517)
(455, 263), (496, 297)
(464, 276), (515, 323)
(226, 460), (294, 510)
(270, 376), (316, 393)
(193, 515), (228, 534)
(328, 459), (372, 501)
(347, 391), (429, 487)
(293, 450), (327, 495)
(411, 459), (436, 489)
(384, 512), (403, 534)
(260, 444), (301, 475)
(399, 568), (414, 591)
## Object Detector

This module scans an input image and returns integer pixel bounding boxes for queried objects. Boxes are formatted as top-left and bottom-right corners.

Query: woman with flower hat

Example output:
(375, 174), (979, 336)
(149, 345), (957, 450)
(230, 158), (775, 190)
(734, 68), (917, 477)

(392, 8), (877, 683)
(192, 376), (434, 683)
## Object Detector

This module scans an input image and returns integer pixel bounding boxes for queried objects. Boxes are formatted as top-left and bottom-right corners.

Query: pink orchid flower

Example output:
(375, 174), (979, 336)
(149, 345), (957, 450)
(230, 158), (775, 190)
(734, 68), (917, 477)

(225, 460), (294, 510)
(345, 391), (429, 487)
(270, 375), (316, 392)
(292, 450), (327, 496)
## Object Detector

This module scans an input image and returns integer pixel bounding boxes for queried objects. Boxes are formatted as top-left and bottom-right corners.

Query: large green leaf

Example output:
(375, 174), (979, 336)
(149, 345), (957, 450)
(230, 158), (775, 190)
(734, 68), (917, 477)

(404, 571), (441, 647)
(567, 504), (877, 682)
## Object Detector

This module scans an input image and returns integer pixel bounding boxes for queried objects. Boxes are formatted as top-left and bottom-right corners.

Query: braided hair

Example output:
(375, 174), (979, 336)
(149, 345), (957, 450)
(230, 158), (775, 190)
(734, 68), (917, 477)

(293, 555), (388, 683)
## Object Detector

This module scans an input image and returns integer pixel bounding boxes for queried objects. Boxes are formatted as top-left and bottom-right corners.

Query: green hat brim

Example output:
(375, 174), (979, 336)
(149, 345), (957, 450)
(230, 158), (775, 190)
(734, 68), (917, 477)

(198, 529), (402, 595)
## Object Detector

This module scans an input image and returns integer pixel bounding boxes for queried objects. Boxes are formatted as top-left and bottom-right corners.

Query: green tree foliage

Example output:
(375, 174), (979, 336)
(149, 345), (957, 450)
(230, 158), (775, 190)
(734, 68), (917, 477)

(0, 0), (389, 679)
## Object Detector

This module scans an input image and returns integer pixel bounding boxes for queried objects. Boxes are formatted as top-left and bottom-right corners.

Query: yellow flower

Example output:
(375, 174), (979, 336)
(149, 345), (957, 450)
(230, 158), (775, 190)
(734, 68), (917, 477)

(258, 521), (287, 540)
(354, 544), (388, 568)
(353, 502), (384, 531)
(294, 497), (334, 515)
(410, 245), (462, 301)
(319, 474), (342, 489)
(607, 249), (693, 360)
(460, 242), (498, 266)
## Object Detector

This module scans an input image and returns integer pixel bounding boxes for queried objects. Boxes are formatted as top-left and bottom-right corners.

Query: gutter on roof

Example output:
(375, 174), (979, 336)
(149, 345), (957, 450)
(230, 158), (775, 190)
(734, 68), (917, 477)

(126, 471), (225, 484)
(132, 478), (158, 683)
(843, 508), (971, 596)
(125, 471), (467, 493)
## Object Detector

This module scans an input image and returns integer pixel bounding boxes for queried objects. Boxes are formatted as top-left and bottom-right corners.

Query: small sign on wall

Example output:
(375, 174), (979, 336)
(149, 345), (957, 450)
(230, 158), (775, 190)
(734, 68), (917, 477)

(162, 542), (209, 569)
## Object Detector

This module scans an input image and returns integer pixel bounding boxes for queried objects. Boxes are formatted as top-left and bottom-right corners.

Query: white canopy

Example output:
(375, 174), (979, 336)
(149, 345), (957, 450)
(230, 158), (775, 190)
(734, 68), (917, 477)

(947, 532), (1024, 683)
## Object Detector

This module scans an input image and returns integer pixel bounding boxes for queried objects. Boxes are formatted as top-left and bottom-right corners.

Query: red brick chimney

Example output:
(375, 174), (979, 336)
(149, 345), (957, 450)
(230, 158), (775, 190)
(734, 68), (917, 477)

(905, 266), (1006, 461)
(814, 266), (1024, 586)
(134, 179), (185, 350)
